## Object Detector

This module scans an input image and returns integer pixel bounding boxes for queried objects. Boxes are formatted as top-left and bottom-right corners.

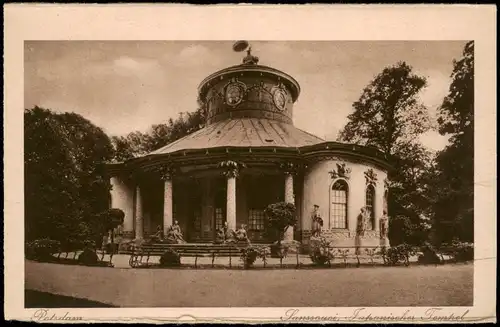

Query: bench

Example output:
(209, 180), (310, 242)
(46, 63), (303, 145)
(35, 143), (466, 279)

(128, 243), (247, 268)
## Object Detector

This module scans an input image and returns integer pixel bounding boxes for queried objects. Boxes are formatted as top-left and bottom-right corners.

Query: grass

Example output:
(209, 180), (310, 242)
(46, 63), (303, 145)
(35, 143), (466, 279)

(25, 290), (116, 308)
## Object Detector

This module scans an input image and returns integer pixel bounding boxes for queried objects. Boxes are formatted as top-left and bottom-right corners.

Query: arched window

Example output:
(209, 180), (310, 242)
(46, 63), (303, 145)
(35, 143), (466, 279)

(330, 180), (348, 229)
(365, 185), (375, 230)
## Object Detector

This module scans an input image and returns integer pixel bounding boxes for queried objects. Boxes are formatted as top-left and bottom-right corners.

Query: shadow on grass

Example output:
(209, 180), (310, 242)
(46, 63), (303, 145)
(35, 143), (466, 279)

(25, 290), (117, 308)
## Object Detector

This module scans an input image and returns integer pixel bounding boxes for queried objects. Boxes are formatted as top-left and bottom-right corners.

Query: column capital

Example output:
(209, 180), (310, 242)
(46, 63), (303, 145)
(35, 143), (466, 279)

(279, 161), (302, 175)
(218, 160), (246, 178)
(158, 165), (175, 181)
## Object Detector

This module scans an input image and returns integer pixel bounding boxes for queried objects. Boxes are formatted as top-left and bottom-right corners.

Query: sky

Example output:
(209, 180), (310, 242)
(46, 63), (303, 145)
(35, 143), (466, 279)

(24, 41), (467, 151)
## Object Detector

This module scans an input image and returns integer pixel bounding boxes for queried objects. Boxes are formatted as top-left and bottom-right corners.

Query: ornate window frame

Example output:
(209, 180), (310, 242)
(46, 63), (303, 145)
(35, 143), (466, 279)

(328, 178), (350, 230)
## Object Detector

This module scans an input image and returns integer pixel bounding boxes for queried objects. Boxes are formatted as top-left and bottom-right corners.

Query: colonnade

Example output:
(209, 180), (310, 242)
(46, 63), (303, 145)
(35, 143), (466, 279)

(109, 162), (298, 242)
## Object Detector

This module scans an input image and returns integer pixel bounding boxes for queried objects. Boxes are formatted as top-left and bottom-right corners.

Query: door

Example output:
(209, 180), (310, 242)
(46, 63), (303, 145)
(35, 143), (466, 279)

(213, 188), (227, 239)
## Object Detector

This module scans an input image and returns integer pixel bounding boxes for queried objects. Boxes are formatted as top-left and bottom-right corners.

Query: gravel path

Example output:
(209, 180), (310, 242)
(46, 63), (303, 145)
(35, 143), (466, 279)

(25, 260), (473, 307)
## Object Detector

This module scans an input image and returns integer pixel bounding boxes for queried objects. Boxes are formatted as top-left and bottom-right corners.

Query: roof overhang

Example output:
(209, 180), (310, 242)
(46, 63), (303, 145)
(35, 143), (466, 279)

(104, 142), (392, 176)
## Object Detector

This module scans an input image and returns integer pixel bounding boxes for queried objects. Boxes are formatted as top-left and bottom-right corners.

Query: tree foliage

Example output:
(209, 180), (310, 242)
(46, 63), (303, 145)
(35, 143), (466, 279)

(339, 62), (430, 155)
(389, 215), (428, 246)
(430, 41), (474, 243)
(111, 108), (205, 162)
(338, 62), (432, 243)
(24, 107), (114, 243)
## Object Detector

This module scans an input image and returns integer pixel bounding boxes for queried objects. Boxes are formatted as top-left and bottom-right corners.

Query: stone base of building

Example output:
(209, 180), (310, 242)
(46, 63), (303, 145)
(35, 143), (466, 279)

(298, 229), (390, 253)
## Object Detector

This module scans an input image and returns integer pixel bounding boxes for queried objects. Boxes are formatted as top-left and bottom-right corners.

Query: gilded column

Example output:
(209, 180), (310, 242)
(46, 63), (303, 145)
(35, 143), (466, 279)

(160, 167), (174, 236)
(226, 173), (237, 231)
(218, 161), (245, 232)
(135, 184), (144, 240)
(284, 173), (295, 242)
(281, 162), (297, 242)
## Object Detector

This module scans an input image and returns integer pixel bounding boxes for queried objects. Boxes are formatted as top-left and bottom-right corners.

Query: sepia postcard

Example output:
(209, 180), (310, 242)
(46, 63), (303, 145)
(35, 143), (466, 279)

(4, 4), (497, 324)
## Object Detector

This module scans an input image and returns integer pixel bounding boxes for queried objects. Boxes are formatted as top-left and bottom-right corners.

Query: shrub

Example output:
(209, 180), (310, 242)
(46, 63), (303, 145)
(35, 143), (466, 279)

(309, 237), (334, 266)
(270, 242), (290, 259)
(83, 239), (97, 250)
(450, 240), (474, 262)
(389, 215), (427, 246)
(385, 243), (416, 266)
(77, 248), (99, 265)
(240, 246), (270, 269)
(26, 239), (61, 262)
(418, 242), (443, 265)
(159, 249), (181, 267)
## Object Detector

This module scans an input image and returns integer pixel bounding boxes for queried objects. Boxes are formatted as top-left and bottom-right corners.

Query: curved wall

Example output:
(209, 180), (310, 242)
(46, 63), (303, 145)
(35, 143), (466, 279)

(204, 75), (295, 125)
(301, 157), (388, 247)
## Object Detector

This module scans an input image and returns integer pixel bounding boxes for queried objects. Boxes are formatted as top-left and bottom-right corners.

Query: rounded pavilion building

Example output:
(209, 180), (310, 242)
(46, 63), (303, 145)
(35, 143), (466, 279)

(106, 43), (391, 249)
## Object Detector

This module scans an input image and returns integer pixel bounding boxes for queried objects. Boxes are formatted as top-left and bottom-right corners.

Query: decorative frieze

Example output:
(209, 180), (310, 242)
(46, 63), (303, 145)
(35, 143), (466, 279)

(307, 155), (342, 163)
(328, 162), (352, 180)
(364, 168), (378, 186)
(205, 76), (293, 123)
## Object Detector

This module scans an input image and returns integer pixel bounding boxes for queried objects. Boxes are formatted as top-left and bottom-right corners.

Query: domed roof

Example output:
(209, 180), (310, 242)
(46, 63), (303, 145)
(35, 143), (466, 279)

(107, 42), (391, 172)
(149, 117), (324, 156)
(144, 41), (324, 157)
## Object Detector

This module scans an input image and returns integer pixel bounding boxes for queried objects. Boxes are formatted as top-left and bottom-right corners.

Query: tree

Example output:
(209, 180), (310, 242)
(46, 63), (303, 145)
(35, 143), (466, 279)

(431, 41), (474, 243)
(264, 202), (297, 246)
(338, 62), (432, 244)
(24, 107), (114, 244)
(111, 107), (205, 161)
(339, 61), (430, 155)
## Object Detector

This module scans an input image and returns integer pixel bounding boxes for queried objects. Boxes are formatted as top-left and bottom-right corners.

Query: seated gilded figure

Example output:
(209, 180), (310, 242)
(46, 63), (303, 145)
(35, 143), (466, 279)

(165, 220), (186, 244)
(151, 225), (164, 243)
(235, 224), (250, 244)
(215, 225), (226, 244)
(224, 222), (238, 244)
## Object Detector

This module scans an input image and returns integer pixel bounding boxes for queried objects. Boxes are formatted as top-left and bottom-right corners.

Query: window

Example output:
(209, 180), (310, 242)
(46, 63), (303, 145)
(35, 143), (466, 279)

(248, 209), (265, 231)
(215, 208), (225, 231)
(193, 210), (202, 232)
(365, 185), (375, 230)
(330, 180), (348, 229)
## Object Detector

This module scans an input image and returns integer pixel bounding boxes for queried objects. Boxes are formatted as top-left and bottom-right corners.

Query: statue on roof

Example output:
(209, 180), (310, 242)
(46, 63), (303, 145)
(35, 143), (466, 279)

(233, 40), (259, 65)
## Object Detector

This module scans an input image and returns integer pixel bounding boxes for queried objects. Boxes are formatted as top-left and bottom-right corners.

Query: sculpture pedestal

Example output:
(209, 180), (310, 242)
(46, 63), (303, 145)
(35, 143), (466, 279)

(380, 237), (390, 248)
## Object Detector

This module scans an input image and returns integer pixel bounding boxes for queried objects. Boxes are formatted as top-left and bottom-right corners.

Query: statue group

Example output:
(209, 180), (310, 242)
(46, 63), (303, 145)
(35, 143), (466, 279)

(356, 207), (389, 239)
(150, 221), (186, 244)
(215, 222), (250, 245)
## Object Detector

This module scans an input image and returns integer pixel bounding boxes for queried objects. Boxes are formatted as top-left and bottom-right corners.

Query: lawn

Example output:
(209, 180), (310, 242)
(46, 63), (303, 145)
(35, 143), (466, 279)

(25, 260), (473, 307)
